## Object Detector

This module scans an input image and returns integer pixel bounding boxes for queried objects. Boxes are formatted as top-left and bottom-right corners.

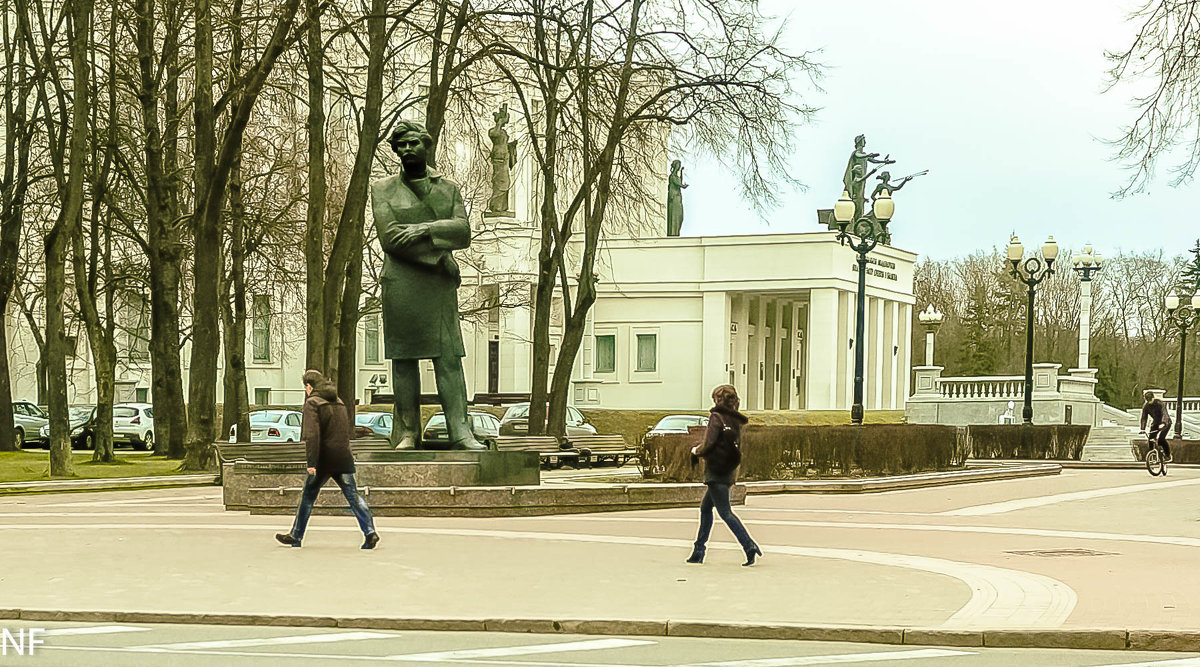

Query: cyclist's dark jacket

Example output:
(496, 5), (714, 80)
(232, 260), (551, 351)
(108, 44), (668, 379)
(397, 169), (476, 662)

(1141, 400), (1172, 430)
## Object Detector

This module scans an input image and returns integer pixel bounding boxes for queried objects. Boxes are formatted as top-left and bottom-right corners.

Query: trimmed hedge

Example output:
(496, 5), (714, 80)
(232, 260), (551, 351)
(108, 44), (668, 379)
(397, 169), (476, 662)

(965, 424), (1090, 460)
(1135, 438), (1200, 464)
(640, 424), (966, 482)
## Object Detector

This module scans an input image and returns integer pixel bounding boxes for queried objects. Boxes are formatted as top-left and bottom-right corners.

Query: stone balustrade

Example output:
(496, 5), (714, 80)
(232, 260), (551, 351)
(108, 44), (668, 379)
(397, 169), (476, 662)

(938, 376), (1025, 400)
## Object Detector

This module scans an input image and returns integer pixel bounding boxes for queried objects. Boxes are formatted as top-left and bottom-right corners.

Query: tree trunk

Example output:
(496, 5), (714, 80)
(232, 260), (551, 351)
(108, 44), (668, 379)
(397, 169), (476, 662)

(321, 0), (386, 389)
(0, 327), (15, 451)
(303, 0), (326, 370)
(184, 0), (305, 471)
(139, 0), (186, 458)
(220, 157), (249, 443)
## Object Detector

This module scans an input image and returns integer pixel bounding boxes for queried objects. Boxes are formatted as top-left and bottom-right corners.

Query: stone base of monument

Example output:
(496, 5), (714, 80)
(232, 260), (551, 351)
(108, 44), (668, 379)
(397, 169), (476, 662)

(235, 481), (744, 517)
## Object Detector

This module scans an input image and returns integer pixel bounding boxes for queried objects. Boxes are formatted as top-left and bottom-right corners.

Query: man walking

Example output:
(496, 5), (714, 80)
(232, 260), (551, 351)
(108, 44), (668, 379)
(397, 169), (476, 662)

(276, 370), (380, 549)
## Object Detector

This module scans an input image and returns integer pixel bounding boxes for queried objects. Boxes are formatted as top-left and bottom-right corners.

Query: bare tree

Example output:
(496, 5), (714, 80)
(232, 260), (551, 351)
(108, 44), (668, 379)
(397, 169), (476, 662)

(1105, 1), (1200, 194)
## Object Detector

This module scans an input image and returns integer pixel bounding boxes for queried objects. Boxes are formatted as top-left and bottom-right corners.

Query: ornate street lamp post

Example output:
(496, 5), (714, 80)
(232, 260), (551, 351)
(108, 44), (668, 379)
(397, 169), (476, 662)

(832, 190), (893, 425)
(1006, 235), (1059, 428)
(829, 135), (925, 425)
(1166, 289), (1198, 440)
(1070, 245), (1103, 370)
(918, 305), (944, 366)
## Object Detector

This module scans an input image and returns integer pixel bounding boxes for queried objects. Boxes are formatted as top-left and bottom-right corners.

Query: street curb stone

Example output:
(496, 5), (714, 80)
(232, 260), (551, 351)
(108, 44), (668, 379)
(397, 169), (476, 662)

(7, 609), (1200, 652)
(903, 629), (984, 647)
(1128, 631), (1200, 652)
(983, 630), (1129, 650)
(0, 474), (219, 495)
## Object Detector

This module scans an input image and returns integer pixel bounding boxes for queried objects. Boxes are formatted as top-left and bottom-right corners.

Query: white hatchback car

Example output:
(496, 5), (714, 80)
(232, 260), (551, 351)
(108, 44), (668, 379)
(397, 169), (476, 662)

(112, 403), (156, 450)
(230, 410), (303, 443)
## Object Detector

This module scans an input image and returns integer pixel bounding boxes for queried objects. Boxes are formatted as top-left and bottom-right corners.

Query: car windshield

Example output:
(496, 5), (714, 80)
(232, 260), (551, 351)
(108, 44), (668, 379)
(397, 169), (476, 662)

(250, 412), (283, 423)
(355, 414), (379, 425)
(114, 407), (137, 418)
(504, 405), (530, 419)
(425, 414), (446, 428)
(68, 407), (93, 421)
(656, 416), (701, 430)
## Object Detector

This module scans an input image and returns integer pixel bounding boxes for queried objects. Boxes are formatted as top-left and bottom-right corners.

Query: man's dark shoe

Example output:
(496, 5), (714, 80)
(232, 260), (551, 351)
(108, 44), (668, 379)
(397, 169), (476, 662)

(275, 533), (301, 547)
(362, 532), (380, 550)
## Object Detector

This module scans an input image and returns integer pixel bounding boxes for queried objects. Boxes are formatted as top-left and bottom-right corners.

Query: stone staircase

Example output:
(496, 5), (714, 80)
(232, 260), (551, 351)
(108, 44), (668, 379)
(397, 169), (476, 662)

(1080, 425), (1138, 462)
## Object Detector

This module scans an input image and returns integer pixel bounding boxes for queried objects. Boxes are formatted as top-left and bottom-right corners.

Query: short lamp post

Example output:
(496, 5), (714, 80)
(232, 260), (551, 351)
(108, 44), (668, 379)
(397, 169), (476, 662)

(833, 189), (895, 425)
(1006, 234), (1059, 429)
(918, 305), (944, 366)
(1070, 245), (1103, 371)
(1166, 289), (1198, 440)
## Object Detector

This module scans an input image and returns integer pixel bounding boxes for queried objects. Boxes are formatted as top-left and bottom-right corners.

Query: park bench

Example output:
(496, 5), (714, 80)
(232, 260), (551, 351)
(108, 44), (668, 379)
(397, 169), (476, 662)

(494, 435), (579, 469)
(471, 392), (532, 406)
(216, 438), (399, 465)
(566, 434), (637, 467)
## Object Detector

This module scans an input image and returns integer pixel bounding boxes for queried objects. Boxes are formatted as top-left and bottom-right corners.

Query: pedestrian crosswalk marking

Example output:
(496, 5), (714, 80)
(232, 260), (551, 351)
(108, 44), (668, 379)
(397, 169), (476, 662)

(136, 630), (395, 650)
(38, 626), (150, 637)
(682, 648), (975, 666)
(386, 637), (655, 660)
(1091, 658), (1200, 667)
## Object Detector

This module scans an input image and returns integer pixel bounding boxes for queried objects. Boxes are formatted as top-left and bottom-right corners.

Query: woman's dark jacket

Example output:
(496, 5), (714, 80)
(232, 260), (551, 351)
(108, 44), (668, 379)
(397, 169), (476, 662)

(694, 406), (749, 485)
(302, 384), (356, 476)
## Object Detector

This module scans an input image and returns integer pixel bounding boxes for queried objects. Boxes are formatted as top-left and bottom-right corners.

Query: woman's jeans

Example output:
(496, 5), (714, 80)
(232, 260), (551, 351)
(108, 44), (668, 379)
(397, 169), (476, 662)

(289, 472), (376, 542)
(693, 482), (756, 553)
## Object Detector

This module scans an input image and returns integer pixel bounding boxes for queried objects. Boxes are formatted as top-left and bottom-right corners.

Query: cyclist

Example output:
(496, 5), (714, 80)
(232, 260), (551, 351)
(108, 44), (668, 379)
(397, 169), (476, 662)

(1140, 389), (1173, 463)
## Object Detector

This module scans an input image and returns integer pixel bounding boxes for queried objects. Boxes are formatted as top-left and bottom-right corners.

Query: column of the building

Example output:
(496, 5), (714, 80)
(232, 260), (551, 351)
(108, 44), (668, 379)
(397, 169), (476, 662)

(701, 291), (731, 407)
(807, 289), (841, 410)
(839, 291), (854, 410)
(790, 301), (805, 410)
(752, 297), (769, 410)
(899, 302), (913, 405)
(501, 290), (534, 393)
(733, 294), (750, 398)
(883, 300), (898, 410)
(774, 300), (789, 410)
(763, 298), (777, 410)
(867, 296), (882, 410)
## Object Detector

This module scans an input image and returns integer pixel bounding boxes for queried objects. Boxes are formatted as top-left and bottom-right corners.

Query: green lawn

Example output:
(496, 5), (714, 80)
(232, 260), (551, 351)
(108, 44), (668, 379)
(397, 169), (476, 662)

(0, 450), (190, 483)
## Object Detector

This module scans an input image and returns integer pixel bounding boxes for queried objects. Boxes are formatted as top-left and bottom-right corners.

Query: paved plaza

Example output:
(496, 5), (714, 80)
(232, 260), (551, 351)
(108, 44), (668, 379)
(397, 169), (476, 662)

(3, 468), (1200, 664)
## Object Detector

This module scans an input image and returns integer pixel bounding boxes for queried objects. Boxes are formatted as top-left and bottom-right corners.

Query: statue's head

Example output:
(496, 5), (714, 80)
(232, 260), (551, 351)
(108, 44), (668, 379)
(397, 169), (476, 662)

(877, 170), (890, 181)
(671, 159), (681, 172)
(388, 120), (433, 173)
(854, 134), (866, 149)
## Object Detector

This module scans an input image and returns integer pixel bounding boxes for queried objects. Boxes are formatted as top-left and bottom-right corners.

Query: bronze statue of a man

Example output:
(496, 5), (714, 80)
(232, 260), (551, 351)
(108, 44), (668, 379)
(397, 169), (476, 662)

(370, 120), (487, 451)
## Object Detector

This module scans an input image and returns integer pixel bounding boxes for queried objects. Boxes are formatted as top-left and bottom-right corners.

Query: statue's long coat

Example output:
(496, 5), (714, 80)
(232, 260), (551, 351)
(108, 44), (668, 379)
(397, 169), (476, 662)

(369, 172), (469, 360)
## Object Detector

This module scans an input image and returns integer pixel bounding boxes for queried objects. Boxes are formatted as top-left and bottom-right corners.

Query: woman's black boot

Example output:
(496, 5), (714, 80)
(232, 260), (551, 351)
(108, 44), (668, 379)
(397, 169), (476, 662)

(686, 547), (705, 564)
(742, 545), (762, 567)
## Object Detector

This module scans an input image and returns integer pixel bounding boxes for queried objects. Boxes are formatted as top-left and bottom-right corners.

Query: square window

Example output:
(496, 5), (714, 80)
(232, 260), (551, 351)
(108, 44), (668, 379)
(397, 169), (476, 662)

(636, 333), (657, 372)
(254, 388), (271, 406)
(595, 334), (615, 374)
(135, 388), (149, 403)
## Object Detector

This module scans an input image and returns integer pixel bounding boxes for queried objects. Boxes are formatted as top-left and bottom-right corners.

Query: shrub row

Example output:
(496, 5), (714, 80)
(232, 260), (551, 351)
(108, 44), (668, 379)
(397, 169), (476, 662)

(965, 424), (1090, 460)
(1135, 438), (1200, 464)
(640, 424), (966, 482)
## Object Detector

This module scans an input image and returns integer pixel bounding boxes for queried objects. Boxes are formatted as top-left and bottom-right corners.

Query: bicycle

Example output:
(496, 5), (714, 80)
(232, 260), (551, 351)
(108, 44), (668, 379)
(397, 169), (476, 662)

(1144, 426), (1169, 477)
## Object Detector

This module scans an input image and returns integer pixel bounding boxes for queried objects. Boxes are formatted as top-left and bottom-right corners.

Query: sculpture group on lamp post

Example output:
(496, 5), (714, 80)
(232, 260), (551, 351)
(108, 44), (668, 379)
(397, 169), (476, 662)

(1005, 235), (1060, 434)
(1166, 288), (1198, 440)
(831, 135), (927, 425)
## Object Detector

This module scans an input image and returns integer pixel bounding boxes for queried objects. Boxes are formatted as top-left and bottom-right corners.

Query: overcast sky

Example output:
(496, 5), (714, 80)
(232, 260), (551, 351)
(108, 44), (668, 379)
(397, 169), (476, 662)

(679, 0), (1200, 261)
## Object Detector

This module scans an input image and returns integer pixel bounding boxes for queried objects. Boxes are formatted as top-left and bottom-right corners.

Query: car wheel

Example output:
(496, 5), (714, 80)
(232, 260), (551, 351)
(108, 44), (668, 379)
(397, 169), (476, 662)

(134, 432), (152, 451)
(14, 427), (24, 449)
(85, 434), (94, 451)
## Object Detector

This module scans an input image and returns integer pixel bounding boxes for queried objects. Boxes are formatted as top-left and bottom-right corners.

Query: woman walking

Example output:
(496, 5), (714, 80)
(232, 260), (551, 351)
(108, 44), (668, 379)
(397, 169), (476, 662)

(688, 384), (761, 566)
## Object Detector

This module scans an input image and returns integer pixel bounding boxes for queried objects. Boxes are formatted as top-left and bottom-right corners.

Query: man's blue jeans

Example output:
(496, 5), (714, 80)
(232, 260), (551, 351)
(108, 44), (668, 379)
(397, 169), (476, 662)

(289, 472), (376, 542)
(692, 482), (756, 554)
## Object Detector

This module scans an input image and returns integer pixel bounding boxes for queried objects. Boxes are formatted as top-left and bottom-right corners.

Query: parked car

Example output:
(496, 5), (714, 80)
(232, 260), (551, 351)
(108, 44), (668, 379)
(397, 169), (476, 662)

(11, 400), (48, 449)
(354, 412), (393, 439)
(497, 402), (597, 437)
(422, 411), (501, 448)
(229, 410), (303, 443)
(39, 406), (97, 450)
(642, 414), (709, 444)
(112, 403), (156, 450)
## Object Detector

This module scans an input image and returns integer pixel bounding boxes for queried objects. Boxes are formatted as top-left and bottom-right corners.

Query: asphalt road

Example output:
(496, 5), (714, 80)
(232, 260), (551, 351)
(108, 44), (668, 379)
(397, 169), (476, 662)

(6, 622), (1200, 666)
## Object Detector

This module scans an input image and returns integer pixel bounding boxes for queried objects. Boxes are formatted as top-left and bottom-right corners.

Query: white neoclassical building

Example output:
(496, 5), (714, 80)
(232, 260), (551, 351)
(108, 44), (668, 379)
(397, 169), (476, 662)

(455, 226), (916, 412)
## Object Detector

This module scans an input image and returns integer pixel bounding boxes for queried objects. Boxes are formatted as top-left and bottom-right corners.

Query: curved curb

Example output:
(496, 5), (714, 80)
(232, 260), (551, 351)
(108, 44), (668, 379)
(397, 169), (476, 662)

(1, 609), (1196, 653)
(740, 462), (1061, 495)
